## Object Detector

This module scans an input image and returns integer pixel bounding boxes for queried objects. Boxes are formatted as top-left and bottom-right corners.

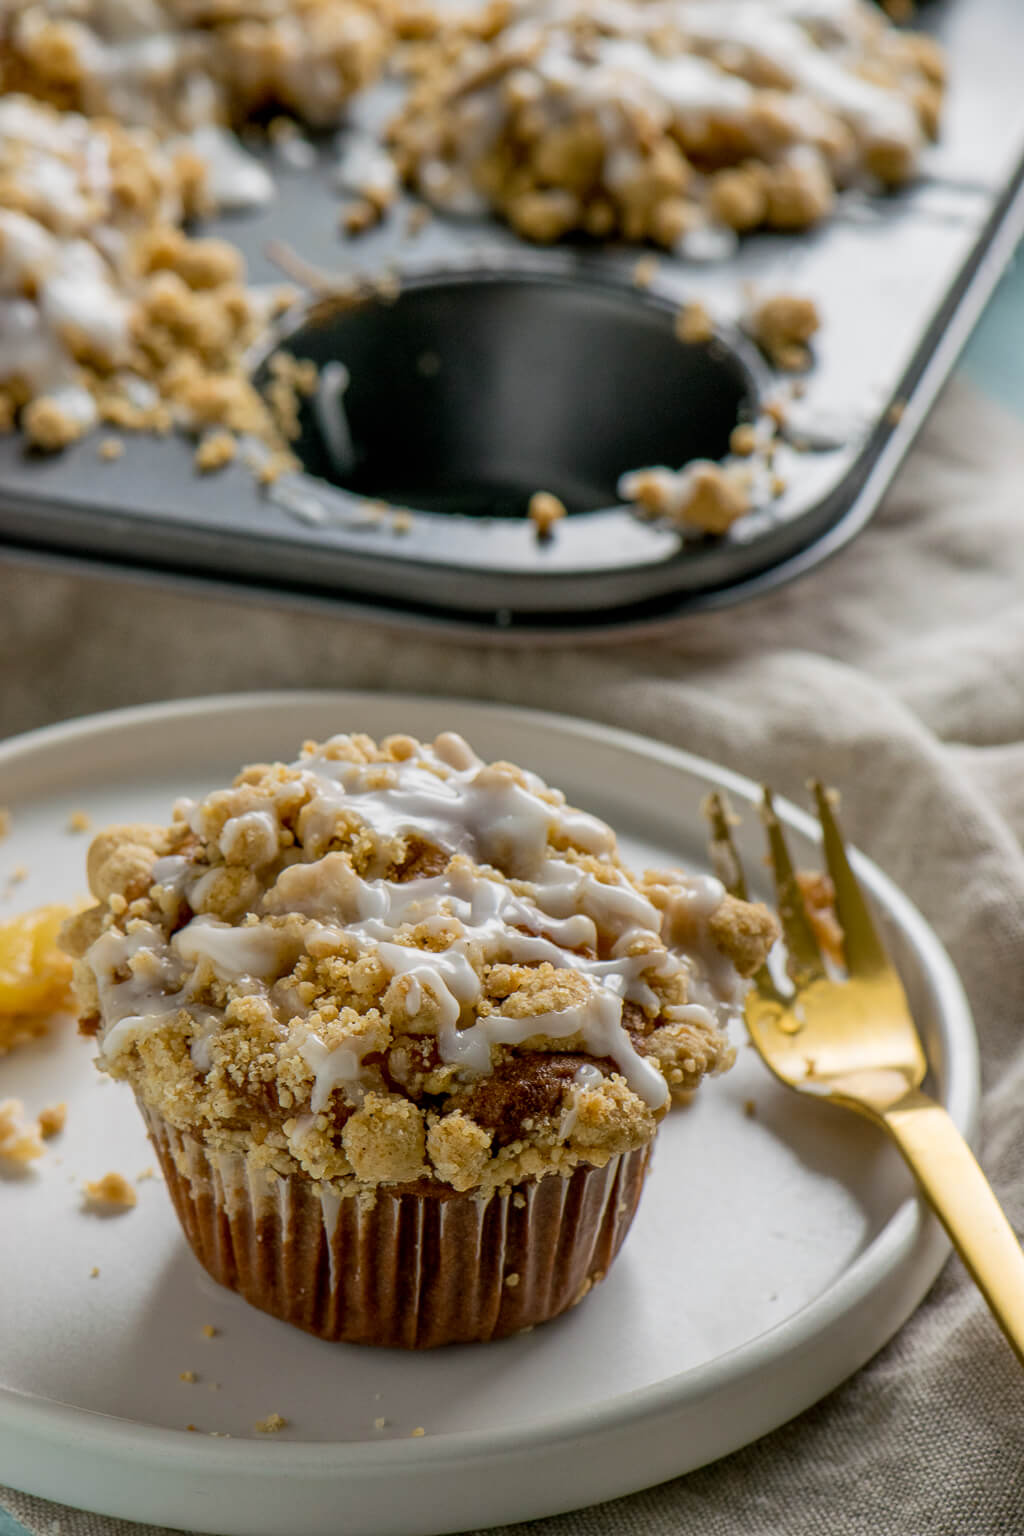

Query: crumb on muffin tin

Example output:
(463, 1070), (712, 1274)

(388, 0), (944, 248)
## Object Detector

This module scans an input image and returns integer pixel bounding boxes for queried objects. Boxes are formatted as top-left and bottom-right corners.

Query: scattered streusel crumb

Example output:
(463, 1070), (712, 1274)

(887, 400), (907, 426)
(82, 1171), (137, 1210)
(137, 1166), (157, 1181)
(675, 302), (714, 346)
(65, 730), (775, 1205)
(38, 1102), (67, 1138)
(255, 1413), (288, 1434)
(186, 1424), (199, 1433)
(68, 811), (92, 834)
(0, 809), (9, 839)
(97, 438), (125, 462)
(528, 491), (567, 541)
(622, 461), (750, 534)
(195, 431), (238, 474)
(342, 198), (381, 235)
(743, 1099), (757, 1118)
(9, 866), (27, 884)
(411, 1427), (426, 1438)
(796, 870), (845, 965)
(764, 399), (788, 428)
(405, 203), (432, 237)
(729, 423), (758, 457)
(391, 510), (414, 535)
(504, 1272), (520, 1288)
(749, 295), (821, 371)
(202, 1325), (218, 1338)
(89, 1266), (100, 1278)
(24, 397), (88, 454)
(375, 271), (401, 304)
(373, 1417), (388, 1430)
(0, 1098), (45, 1164)
(180, 1371), (197, 1383)
(632, 256), (659, 290)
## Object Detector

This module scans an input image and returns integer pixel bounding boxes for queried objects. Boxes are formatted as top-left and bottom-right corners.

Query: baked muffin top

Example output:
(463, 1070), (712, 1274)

(64, 730), (777, 1197)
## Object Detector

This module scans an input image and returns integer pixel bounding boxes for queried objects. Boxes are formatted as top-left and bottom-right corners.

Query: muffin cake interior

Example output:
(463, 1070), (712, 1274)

(65, 730), (777, 1201)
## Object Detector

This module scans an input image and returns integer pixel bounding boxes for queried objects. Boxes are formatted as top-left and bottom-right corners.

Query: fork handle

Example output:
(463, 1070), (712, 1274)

(881, 1090), (1024, 1367)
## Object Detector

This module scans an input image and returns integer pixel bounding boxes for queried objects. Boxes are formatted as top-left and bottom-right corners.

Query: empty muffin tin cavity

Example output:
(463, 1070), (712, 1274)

(255, 269), (758, 520)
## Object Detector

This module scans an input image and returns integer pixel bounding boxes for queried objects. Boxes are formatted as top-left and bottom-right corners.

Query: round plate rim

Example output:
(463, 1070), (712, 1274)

(0, 691), (979, 1513)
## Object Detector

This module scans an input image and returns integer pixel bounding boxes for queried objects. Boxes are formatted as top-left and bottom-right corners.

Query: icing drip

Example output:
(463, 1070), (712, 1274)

(84, 732), (740, 1116)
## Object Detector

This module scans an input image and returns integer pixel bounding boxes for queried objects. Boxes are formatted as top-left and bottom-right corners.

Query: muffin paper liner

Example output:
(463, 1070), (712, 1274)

(140, 1100), (652, 1348)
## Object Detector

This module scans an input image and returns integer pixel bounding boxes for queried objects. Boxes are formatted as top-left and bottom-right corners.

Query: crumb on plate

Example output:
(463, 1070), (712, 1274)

(82, 1171), (137, 1210)
(255, 1413), (288, 1434)
(38, 1102), (67, 1137)
(0, 1098), (45, 1164)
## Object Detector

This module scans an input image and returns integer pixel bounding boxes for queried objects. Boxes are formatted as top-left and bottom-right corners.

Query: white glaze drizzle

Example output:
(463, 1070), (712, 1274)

(85, 733), (742, 1115)
(414, 0), (925, 222)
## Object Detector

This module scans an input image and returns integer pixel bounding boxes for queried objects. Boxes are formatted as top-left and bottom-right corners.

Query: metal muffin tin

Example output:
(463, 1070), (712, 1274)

(1, 0), (1023, 637)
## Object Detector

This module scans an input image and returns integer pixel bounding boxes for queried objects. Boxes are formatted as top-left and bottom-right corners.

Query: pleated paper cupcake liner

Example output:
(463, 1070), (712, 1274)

(140, 1100), (652, 1348)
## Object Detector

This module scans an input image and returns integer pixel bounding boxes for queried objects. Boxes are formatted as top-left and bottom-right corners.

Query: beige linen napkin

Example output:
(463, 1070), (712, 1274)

(2, 374), (1023, 1535)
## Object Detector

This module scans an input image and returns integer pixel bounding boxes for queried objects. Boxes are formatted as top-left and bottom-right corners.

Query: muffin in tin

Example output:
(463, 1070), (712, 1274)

(63, 729), (776, 1348)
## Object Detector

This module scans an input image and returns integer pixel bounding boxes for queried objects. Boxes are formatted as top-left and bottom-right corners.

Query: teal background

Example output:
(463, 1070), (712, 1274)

(960, 252), (1024, 415)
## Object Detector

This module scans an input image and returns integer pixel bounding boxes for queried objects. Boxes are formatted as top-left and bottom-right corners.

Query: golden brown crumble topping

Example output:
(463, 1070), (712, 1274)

(194, 429), (238, 473)
(388, 0), (944, 248)
(0, 1), (387, 134)
(65, 731), (776, 1200)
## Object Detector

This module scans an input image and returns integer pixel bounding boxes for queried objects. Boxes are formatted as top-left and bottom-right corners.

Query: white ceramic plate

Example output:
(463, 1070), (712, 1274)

(0, 693), (977, 1536)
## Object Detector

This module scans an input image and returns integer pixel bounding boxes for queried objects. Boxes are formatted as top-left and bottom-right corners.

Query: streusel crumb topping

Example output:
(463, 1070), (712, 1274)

(388, 0), (944, 250)
(65, 731), (777, 1198)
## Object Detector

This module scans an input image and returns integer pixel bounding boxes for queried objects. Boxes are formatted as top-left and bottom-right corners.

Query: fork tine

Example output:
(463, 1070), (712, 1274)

(809, 781), (889, 977)
(761, 787), (826, 984)
(703, 791), (790, 1006)
(704, 791), (749, 899)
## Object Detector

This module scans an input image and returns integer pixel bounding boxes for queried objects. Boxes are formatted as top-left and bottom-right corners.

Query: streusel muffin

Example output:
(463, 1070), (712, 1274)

(63, 730), (777, 1348)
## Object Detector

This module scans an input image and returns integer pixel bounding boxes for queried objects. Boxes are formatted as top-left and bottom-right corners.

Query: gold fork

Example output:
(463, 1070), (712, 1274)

(706, 782), (1024, 1367)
